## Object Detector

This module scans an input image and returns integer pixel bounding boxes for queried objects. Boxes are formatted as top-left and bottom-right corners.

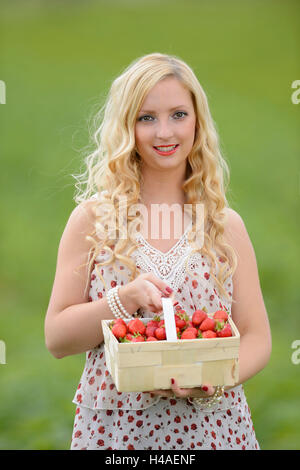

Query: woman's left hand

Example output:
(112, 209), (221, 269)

(145, 378), (215, 398)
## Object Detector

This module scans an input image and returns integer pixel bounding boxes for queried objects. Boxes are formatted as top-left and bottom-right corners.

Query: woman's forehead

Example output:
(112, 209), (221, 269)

(139, 78), (193, 112)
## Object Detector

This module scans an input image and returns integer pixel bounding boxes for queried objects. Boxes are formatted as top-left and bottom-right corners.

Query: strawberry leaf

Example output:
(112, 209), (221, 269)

(119, 337), (131, 343)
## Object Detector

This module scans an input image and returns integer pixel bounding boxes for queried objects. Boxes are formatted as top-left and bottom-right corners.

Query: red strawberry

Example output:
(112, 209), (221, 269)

(155, 327), (166, 340)
(192, 310), (207, 327)
(128, 318), (146, 336)
(125, 333), (133, 341)
(145, 325), (157, 338)
(183, 326), (198, 336)
(158, 319), (165, 327)
(175, 315), (186, 329)
(213, 310), (228, 321)
(131, 334), (145, 342)
(175, 311), (189, 330)
(202, 330), (217, 338)
(146, 336), (158, 341)
(146, 319), (160, 328)
(111, 323), (127, 339)
(181, 329), (197, 340)
(199, 318), (216, 331)
(217, 324), (232, 337)
(112, 318), (127, 326)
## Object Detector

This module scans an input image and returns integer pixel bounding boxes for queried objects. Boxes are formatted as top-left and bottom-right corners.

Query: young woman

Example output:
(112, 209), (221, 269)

(44, 52), (271, 450)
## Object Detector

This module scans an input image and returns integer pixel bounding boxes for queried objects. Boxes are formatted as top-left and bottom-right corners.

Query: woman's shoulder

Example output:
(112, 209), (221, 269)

(60, 196), (101, 250)
(69, 191), (107, 226)
(222, 207), (257, 266)
(222, 207), (247, 241)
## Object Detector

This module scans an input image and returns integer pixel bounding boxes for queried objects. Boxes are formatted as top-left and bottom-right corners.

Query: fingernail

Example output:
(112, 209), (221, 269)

(166, 287), (173, 294)
(202, 386), (208, 392)
(171, 378), (175, 385)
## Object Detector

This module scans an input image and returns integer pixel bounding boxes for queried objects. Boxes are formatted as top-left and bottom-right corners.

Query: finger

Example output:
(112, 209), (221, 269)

(201, 384), (215, 396)
(144, 282), (164, 311)
(170, 378), (191, 398)
(144, 273), (173, 297)
(146, 389), (173, 397)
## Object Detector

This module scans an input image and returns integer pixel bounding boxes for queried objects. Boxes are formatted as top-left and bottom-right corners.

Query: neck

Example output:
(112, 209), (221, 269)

(139, 167), (187, 207)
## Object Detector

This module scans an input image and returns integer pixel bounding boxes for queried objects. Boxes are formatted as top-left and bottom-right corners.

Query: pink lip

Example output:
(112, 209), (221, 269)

(153, 144), (179, 156)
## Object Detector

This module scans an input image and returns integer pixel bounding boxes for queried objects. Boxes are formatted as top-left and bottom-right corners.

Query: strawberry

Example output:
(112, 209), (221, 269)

(146, 318), (160, 328)
(217, 324), (232, 337)
(145, 325), (157, 338)
(110, 318), (127, 330)
(183, 326), (198, 336)
(213, 310), (229, 322)
(111, 323), (127, 340)
(158, 319), (165, 327)
(202, 330), (217, 339)
(114, 317), (127, 326)
(119, 334), (135, 343)
(214, 320), (225, 332)
(192, 310), (207, 327)
(175, 311), (189, 330)
(155, 327), (166, 341)
(181, 329), (197, 340)
(128, 318), (146, 336)
(199, 318), (216, 331)
(175, 315), (185, 330)
(131, 334), (145, 342)
(146, 336), (158, 341)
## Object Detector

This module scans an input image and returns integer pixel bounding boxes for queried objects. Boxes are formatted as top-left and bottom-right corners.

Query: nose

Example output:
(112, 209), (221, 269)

(155, 119), (174, 140)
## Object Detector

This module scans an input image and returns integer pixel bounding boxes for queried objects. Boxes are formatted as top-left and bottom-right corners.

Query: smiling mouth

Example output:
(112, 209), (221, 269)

(153, 144), (179, 155)
(153, 144), (178, 151)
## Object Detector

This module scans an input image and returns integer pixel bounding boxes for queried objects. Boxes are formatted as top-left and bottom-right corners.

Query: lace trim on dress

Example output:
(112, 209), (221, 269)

(134, 221), (193, 292)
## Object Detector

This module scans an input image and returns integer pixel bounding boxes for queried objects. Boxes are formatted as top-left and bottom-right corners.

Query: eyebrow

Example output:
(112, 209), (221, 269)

(138, 105), (188, 114)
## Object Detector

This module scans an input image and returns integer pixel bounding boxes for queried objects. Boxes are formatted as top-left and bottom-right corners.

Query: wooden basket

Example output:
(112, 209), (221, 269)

(102, 300), (240, 392)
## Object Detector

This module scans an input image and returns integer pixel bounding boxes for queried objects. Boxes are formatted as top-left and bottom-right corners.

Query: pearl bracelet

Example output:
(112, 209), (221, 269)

(107, 286), (132, 320)
(188, 386), (225, 408)
(114, 287), (132, 319)
(107, 287), (123, 319)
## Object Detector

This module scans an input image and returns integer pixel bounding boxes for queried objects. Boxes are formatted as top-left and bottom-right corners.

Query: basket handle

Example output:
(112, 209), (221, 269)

(162, 297), (178, 342)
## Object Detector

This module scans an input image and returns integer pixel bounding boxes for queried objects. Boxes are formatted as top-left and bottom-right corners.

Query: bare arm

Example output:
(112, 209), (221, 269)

(44, 201), (139, 359)
(44, 200), (171, 359)
(224, 208), (272, 386)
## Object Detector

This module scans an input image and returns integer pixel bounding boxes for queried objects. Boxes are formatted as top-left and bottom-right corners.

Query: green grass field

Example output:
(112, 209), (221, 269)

(0, 0), (299, 449)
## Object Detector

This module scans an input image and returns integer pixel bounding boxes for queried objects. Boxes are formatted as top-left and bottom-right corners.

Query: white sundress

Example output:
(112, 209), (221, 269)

(70, 211), (260, 450)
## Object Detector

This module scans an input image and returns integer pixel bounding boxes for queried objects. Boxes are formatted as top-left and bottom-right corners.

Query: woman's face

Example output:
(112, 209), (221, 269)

(135, 77), (196, 172)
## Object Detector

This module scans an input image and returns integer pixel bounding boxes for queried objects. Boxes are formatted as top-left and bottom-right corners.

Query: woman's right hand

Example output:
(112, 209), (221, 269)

(118, 272), (175, 314)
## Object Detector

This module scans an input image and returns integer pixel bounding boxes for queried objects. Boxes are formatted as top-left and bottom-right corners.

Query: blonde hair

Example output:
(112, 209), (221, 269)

(73, 52), (237, 302)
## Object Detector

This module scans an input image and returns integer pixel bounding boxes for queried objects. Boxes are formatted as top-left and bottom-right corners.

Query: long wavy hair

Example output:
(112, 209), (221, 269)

(73, 52), (237, 303)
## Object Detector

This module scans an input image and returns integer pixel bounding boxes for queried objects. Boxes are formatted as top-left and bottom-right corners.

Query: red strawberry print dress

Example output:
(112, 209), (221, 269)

(70, 196), (260, 450)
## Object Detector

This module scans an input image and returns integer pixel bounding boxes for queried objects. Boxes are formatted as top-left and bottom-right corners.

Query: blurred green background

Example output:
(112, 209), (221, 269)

(0, 0), (299, 450)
